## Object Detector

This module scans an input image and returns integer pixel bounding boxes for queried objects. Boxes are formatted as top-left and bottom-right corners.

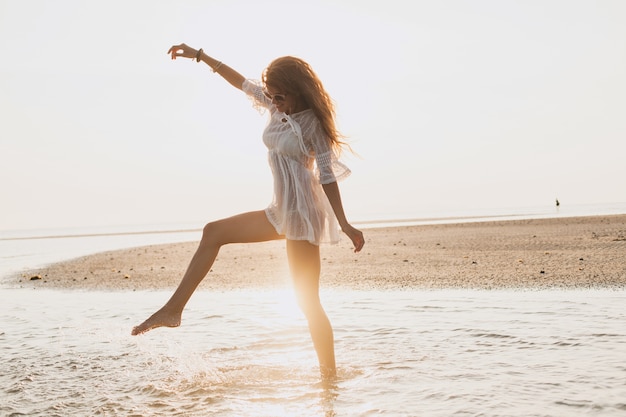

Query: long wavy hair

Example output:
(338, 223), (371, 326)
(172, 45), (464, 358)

(262, 56), (347, 154)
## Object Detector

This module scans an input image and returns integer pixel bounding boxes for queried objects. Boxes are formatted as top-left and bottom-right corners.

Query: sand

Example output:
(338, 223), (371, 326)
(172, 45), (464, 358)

(12, 214), (626, 291)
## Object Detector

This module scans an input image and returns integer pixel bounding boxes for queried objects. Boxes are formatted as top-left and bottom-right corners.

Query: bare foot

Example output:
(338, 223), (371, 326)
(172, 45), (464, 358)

(131, 307), (182, 335)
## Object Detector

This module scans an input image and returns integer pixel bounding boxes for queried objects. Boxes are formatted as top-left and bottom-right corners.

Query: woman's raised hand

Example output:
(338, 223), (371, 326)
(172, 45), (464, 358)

(167, 43), (197, 60)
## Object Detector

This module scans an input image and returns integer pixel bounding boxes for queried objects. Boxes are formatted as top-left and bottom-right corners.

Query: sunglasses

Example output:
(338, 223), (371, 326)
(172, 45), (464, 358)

(263, 90), (287, 102)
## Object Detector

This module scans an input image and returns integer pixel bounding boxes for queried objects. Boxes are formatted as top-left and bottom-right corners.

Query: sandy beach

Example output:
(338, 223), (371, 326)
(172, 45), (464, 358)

(12, 214), (626, 291)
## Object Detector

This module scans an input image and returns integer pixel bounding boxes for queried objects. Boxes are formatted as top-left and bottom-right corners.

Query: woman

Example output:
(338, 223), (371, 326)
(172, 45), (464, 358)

(132, 43), (365, 380)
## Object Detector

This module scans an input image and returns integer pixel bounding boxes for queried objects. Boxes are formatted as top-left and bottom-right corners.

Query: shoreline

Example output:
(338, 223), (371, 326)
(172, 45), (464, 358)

(7, 214), (626, 291)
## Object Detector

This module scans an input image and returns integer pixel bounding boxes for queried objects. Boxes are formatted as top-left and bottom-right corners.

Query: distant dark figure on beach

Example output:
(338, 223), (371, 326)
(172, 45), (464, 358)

(556, 199), (560, 207)
(131, 43), (365, 380)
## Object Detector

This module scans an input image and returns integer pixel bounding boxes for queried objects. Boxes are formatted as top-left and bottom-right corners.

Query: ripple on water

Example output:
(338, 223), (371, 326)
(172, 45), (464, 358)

(1, 288), (626, 416)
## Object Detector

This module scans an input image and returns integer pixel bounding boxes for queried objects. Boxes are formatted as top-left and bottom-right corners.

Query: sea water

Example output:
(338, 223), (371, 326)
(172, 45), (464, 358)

(1, 288), (625, 416)
(2, 204), (626, 416)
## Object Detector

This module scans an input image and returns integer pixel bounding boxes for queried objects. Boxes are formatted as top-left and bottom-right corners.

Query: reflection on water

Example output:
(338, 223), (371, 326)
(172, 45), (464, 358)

(1, 288), (625, 416)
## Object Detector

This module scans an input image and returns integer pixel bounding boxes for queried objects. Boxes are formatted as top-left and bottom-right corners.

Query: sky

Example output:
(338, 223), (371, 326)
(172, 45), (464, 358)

(1, 0), (625, 231)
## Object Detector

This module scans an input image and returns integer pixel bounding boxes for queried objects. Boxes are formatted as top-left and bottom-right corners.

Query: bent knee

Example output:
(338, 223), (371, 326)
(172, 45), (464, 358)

(201, 221), (226, 246)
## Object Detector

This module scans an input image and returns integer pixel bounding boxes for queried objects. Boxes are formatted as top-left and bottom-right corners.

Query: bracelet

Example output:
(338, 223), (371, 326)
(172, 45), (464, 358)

(212, 61), (223, 73)
(195, 48), (203, 62)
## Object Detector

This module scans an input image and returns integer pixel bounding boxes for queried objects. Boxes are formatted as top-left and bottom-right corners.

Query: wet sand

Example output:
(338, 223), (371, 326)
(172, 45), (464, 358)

(12, 214), (626, 290)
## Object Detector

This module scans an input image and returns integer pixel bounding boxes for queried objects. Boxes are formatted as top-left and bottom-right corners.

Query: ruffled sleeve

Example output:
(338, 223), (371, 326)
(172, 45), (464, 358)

(315, 150), (351, 184)
(242, 79), (270, 113)
(303, 114), (351, 184)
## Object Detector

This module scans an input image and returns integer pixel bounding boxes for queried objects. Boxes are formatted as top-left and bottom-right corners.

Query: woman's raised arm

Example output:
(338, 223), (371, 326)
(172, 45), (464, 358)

(168, 43), (246, 90)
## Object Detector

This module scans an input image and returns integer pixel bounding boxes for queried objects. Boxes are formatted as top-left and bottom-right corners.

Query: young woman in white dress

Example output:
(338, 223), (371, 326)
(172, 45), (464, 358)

(132, 43), (365, 380)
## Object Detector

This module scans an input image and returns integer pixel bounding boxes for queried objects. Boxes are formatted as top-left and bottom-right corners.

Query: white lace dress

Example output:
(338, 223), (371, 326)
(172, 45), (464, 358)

(243, 79), (351, 245)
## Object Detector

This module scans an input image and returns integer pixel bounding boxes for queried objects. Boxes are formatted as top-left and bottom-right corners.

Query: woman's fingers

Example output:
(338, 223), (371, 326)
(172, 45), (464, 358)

(347, 228), (365, 253)
(354, 234), (365, 252)
(167, 43), (190, 60)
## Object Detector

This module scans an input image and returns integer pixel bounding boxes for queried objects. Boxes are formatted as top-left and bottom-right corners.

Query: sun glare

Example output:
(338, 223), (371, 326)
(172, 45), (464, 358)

(269, 288), (303, 320)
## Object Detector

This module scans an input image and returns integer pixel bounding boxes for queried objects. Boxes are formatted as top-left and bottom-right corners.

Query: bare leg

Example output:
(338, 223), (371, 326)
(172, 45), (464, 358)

(286, 240), (337, 380)
(132, 210), (282, 335)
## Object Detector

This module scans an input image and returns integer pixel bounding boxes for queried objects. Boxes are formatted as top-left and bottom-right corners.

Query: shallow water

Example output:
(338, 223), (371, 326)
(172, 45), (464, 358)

(2, 288), (625, 416)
